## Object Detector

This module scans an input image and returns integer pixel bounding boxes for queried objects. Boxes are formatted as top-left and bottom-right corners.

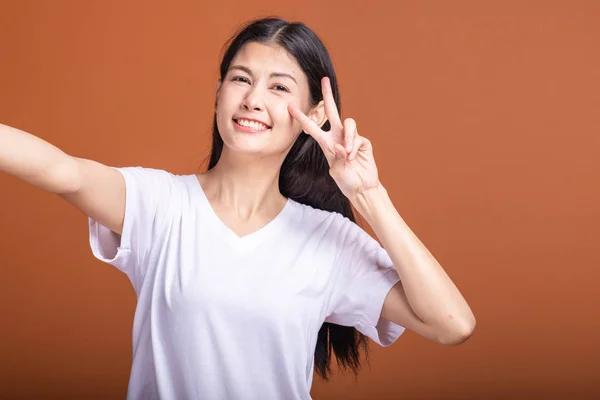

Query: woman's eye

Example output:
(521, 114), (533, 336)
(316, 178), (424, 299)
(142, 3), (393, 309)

(273, 85), (289, 93)
(232, 76), (250, 84)
(230, 77), (288, 92)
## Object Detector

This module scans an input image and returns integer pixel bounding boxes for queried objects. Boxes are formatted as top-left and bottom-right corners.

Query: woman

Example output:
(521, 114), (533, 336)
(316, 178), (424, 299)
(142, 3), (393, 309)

(0, 17), (475, 400)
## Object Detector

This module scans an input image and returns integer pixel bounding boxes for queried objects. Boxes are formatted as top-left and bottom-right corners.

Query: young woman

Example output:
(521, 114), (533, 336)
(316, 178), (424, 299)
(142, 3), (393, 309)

(0, 17), (475, 400)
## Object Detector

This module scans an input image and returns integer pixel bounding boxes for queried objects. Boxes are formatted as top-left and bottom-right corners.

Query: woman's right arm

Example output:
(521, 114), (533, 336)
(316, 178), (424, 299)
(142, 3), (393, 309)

(0, 123), (126, 235)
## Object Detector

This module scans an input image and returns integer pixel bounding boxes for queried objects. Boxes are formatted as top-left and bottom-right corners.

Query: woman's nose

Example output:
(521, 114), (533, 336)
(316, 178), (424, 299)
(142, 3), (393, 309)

(242, 88), (265, 111)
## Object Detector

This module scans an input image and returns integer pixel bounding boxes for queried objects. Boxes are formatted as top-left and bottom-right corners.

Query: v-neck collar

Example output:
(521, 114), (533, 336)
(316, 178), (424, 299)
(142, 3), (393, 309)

(188, 174), (294, 251)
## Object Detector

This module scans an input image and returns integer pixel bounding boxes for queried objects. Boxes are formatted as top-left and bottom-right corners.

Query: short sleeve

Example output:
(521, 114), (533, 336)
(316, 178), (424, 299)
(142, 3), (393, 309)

(87, 166), (174, 292)
(325, 217), (406, 347)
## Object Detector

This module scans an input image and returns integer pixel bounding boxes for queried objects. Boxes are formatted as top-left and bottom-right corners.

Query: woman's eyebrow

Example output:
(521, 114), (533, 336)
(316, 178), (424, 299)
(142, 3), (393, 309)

(229, 65), (297, 84)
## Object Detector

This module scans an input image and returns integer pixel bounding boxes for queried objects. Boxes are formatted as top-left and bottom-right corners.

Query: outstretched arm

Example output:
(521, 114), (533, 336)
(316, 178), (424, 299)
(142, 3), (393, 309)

(0, 122), (126, 235)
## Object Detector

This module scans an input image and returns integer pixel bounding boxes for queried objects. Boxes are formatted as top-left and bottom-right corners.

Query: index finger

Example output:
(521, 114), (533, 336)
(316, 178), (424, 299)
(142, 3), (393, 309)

(322, 77), (342, 129)
(288, 104), (327, 145)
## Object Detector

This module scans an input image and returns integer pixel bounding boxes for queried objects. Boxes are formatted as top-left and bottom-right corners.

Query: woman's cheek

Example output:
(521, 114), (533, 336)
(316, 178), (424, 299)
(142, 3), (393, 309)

(270, 101), (292, 127)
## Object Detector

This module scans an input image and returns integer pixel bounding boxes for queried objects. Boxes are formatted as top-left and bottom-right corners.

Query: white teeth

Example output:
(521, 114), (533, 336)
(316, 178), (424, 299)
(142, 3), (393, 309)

(237, 119), (268, 130)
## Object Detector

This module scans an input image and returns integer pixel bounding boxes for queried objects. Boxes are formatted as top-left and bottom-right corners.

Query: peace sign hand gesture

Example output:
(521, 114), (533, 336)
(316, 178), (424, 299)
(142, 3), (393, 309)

(288, 77), (380, 201)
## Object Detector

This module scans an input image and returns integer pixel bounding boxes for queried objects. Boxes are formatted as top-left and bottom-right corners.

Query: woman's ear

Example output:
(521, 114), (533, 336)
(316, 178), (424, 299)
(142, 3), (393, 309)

(308, 100), (327, 128)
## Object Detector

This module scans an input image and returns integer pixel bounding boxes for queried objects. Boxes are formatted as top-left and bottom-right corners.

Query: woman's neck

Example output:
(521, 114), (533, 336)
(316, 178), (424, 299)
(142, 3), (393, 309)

(198, 148), (287, 221)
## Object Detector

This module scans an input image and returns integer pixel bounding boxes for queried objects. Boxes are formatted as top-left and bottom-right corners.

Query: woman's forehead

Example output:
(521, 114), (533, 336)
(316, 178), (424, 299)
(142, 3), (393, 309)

(230, 42), (303, 79)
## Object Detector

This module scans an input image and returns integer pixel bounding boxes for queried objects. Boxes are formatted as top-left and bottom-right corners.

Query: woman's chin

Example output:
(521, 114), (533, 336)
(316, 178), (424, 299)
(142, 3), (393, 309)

(222, 138), (272, 156)
(221, 140), (292, 160)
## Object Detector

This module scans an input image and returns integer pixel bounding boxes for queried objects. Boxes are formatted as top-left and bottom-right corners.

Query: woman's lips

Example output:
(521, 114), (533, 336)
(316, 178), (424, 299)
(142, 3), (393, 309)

(233, 119), (271, 133)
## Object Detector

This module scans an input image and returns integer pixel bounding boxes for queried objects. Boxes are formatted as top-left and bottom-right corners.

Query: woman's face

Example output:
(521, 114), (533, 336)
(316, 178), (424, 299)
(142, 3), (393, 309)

(215, 42), (316, 158)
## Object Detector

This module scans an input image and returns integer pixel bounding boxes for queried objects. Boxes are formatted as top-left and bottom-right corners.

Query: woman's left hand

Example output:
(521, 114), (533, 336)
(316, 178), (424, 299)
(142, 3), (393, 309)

(288, 77), (380, 201)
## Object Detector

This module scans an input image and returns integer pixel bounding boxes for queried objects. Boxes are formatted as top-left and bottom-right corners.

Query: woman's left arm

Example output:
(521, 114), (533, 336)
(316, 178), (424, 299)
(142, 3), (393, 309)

(351, 184), (476, 346)
(289, 77), (475, 346)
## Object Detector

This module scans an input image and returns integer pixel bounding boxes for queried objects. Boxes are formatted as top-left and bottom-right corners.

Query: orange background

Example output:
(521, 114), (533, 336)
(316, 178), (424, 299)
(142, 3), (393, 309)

(1, 0), (599, 399)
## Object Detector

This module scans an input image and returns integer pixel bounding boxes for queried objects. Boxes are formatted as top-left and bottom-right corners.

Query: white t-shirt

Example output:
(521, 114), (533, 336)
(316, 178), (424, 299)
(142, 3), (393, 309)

(88, 166), (405, 400)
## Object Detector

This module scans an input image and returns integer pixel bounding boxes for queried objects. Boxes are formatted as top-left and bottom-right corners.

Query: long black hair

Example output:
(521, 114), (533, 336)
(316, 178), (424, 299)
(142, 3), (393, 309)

(205, 17), (370, 381)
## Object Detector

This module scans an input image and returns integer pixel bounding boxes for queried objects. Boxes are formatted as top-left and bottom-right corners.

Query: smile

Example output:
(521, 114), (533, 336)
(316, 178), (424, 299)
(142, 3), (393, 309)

(233, 118), (271, 132)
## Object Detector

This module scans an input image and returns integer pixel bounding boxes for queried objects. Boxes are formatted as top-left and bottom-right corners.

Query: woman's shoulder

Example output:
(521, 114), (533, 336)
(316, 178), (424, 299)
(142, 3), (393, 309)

(286, 199), (358, 234)
(122, 167), (200, 185)
(110, 168), (202, 203)
(110, 165), (183, 181)
(287, 199), (337, 219)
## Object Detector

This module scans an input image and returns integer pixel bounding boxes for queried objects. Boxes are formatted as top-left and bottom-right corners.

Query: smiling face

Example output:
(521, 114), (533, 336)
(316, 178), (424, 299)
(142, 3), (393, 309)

(215, 41), (320, 158)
